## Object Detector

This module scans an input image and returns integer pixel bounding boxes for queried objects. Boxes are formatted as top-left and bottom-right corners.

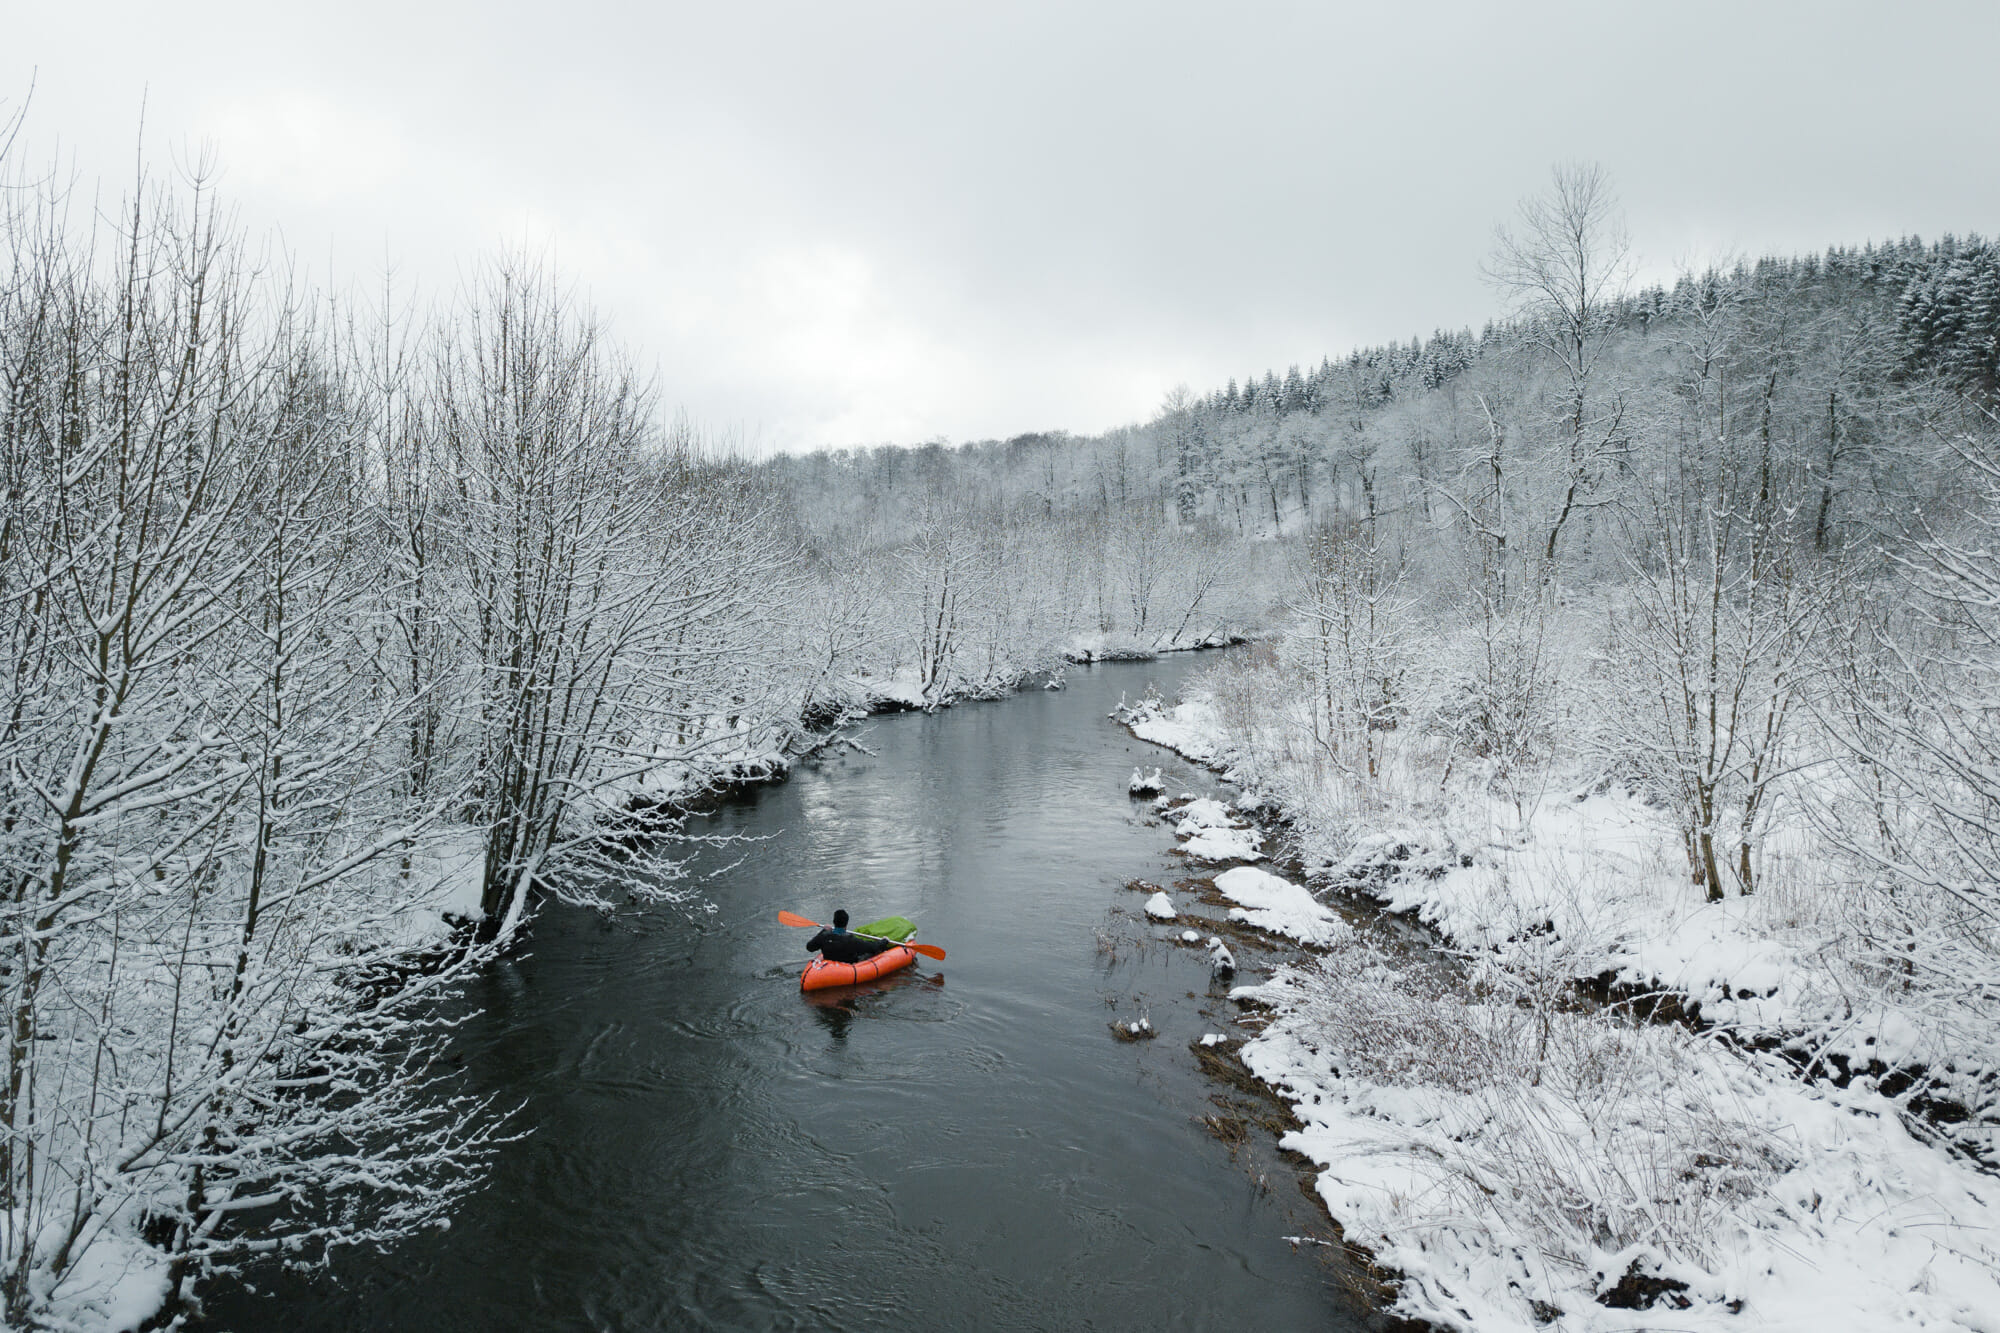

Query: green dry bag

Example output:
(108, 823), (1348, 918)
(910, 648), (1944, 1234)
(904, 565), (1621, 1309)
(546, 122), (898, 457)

(857, 915), (917, 942)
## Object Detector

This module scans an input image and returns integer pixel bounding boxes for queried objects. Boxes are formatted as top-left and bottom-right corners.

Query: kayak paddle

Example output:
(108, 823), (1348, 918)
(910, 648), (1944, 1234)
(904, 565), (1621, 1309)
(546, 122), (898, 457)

(778, 910), (946, 960)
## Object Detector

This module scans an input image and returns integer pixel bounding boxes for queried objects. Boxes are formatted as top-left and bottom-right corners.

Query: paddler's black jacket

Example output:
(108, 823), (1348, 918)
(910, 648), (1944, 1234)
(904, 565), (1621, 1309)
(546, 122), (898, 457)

(806, 927), (892, 965)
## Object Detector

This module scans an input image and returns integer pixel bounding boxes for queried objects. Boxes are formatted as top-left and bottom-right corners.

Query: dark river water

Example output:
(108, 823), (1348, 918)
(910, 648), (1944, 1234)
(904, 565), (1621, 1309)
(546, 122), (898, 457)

(205, 656), (1364, 1332)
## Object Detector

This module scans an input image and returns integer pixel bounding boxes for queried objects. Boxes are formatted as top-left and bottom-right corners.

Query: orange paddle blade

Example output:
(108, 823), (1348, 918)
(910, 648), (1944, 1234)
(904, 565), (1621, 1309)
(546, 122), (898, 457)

(778, 910), (820, 928)
(907, 942), (947, 960)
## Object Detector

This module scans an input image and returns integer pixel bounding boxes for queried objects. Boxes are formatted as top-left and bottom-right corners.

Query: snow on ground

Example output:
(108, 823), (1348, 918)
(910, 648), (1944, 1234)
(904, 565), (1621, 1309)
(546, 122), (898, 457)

(1145, 891), (1177, 920)
(1125, 687), (2000, 1329)
(1123, 694), (1223, 764)
(1238, 962), (2000, 1333)
(852, 667), (929, 710)
(1334, 793), (1672, 955)
(1167, 794), (1265, 862)
(375, 826), (487, 947)
(1133, 692), (1970, 1081)
(1213, 866), (1345, 947)
(1332, 794), (1760, 999)
(1329, 793), (1990, 1091)
(31, 1201), (176, 1333)
(1179, 827), (1264, 862)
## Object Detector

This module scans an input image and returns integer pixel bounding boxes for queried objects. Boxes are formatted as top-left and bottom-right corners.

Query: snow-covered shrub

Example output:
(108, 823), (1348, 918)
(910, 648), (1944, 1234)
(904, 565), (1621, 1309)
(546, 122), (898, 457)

(1201, 642), (1285, 756)
(1280, 938), (1791, 1273)
(1427, 614), (1558, 772)
(1802, 416), (2000, 1151)
(1287, 936), (1528, 1094)
(1448, 1026), (1789, 1272)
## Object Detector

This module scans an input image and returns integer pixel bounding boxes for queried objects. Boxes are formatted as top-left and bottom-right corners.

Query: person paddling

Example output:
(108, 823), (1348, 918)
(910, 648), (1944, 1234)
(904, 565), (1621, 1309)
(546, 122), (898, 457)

(806, 910), (893, 965)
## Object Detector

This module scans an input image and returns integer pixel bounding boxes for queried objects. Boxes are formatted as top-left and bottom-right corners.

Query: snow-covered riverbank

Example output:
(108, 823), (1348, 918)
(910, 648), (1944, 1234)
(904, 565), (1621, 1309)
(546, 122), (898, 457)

(1126, 690), (2000, 1332)
(840, 628), (1252, 716)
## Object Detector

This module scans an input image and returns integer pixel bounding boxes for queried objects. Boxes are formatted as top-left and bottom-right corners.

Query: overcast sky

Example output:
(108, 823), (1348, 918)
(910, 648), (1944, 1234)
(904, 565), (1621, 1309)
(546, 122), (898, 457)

(6, 1), (1997, 451)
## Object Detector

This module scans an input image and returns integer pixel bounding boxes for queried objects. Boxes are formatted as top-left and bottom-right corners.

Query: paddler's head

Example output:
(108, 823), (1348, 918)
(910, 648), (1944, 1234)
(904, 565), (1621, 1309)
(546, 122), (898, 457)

(833, 910), (850, 929)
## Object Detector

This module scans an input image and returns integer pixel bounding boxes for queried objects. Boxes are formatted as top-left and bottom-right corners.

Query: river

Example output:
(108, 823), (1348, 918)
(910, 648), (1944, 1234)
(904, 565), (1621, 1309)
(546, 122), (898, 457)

(203, 655), (1364, 1331)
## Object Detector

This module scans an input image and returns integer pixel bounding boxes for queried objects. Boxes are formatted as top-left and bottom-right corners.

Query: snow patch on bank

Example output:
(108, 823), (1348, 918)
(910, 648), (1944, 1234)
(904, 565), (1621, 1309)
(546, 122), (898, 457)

(1213, 867), (1344, 947)
(1123, 695), (1224, 765)
(1164, 793), (1264, 862)
(1179, 827), (1263, 862)
(38, 1209), (175, 1333)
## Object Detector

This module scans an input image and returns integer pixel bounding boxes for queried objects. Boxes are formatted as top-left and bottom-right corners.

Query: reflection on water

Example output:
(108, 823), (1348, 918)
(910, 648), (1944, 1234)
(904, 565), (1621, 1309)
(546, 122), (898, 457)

(202, 657), (1358, 1332)
(804, 972), (944, 1040)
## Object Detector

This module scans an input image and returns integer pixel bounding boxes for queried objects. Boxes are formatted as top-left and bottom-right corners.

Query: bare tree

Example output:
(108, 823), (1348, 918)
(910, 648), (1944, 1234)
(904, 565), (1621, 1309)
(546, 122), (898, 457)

(894, 486), (990, 707)
(1486, 163), (1633, 578)
(1613, 418), (1828, 899)
(0, 164), (504, 1325)
(431, 273), (802, 933)
(1285, 525), (1413, 782)
(1159, 384), (1202, 525)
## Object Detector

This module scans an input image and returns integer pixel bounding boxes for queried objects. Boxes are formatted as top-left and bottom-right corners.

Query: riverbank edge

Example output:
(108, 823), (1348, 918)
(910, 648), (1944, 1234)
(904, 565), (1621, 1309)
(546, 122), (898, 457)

(1121, 783), (1454, 1333)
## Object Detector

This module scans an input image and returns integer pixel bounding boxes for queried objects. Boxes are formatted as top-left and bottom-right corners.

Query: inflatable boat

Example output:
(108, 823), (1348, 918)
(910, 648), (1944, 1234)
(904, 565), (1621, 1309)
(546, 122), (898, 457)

(801, 915), (920, 991)
(800, 944), (918, 990)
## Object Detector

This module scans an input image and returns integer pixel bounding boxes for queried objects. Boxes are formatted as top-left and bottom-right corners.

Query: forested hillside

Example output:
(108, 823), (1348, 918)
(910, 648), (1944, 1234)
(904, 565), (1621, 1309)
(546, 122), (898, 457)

(801, 222), (1999, 572)
(769, 203), (2000, 711)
